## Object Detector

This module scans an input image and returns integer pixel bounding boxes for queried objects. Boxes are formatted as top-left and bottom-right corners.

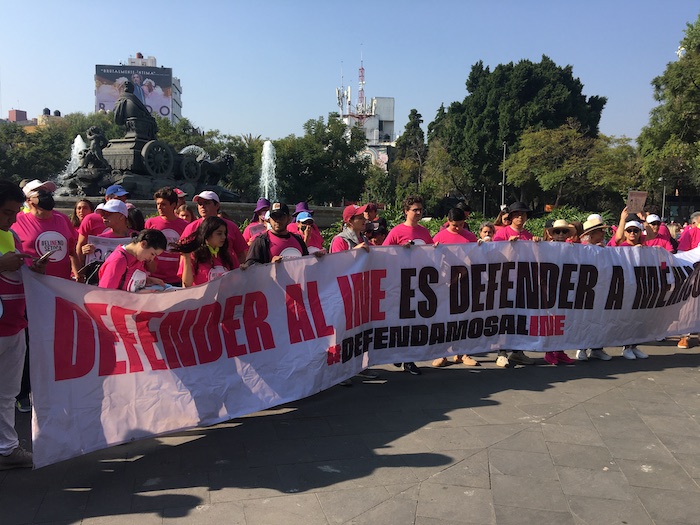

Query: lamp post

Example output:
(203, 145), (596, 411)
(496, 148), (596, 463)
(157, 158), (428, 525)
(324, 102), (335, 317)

(658, 177), (667, 220)
(501, 142), (507, 208)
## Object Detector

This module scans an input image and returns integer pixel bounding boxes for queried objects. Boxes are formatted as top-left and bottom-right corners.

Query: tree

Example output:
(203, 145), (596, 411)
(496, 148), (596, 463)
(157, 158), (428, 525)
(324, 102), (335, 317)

(275, 115), (369, 204)
(638, 14), (700, 194)
(429, 56), (606, 209)
(391, 109), (427, 189)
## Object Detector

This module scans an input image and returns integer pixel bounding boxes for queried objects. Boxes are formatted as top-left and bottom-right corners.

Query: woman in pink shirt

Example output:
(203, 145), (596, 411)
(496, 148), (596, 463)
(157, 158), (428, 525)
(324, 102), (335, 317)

(98, 229), (167, 292)
(174, 216), (235, 287)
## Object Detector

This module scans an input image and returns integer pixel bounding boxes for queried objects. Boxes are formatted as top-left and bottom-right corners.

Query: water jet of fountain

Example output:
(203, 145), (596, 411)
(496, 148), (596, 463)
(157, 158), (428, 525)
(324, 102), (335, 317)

(260, 140), (278, 201)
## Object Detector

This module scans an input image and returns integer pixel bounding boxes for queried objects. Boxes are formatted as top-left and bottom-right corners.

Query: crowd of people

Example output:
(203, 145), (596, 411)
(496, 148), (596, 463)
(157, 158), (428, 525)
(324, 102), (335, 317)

(1, 180), (698, 471)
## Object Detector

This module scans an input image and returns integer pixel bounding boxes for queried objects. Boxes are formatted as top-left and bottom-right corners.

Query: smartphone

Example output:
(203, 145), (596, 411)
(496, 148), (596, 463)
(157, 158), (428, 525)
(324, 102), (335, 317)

(35, 250), (56, 264)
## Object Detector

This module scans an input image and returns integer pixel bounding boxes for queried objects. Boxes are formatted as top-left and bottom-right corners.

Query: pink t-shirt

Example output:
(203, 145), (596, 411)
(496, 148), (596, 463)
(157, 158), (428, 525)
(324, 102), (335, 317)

(269, 233), (305, 258)
(98, 229), (137, 238)
(78, 212), (108, 237)
(243, 221), (268, 243)
(181, 217), (247, 269)
(179, 254), (229, 286)
(492, 225), (534, 241)
(433, 228), (477, 244)
(98, 245), (148, 291)
(145, 215), (189, 284)
(644, 237), (673, 251)
(12, 211), (76, 279)
(677, 227), (700, 252)
(382, 223), (434, 246)
(0, 234), (27, 336)
(288, 222), (324, 252)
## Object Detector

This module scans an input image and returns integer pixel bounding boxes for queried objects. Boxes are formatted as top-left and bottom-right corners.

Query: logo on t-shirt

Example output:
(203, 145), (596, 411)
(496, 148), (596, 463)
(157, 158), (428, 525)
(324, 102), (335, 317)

(279, 247), (303, 258)
(126, 269), (148, 292)
(35, 231), (67, 261)
(160, 228), (181, 248)
(207, 265), (228, 281)
(412, 239), (427, 245)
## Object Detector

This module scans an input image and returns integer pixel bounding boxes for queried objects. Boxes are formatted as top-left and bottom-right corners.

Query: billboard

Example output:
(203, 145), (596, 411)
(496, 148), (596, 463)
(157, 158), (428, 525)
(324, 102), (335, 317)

(95, 65), (173, 119)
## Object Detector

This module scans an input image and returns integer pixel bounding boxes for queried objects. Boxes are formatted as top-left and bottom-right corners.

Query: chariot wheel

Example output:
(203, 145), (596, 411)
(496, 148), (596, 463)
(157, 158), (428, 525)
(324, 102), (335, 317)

(141, 140), (174, 177)
(179, 155), (201, 182)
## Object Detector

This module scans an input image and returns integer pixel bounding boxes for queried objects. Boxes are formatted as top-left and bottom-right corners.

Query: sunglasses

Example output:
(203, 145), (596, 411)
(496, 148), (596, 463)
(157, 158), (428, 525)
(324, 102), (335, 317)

(649, 222), (661, 226)
(552, 229), (569, 235)
(625, 228), (641, 234)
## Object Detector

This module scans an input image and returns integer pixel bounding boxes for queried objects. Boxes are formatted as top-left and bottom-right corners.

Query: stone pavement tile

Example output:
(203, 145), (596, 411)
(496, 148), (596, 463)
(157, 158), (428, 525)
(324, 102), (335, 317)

(539, 405), (594, 427)
(244, 436), (313, 467)
(347, 496), (418, 524)
(555, 466), (637, 501)
(275, 456), (420, 494)
(589, 415), (658, 441)
(672, 453), (700, 478)
(324, 412), (394, 435)
(615, 458), (700, 491)
(581, 391), (635, 409)
(404, 449), (478, 481)
(385, 483), (421, 499)
(602, 436), (675, 461)
(272, 416), (334, 440)
(417, 483), (495, 524)
(488, 448), (558, 481)
(83, 513), (164, 525)
(463, 423), (534, 448)
(131, 473), (209, 512)
(619, 388), (675, 404)
(302, 435), (375, 462)
(491, 428), (549, 454)
(491, 474), (568, 512)
(469, 405), (535, 425)
(566, 495), (653, 525)
(413, 427), (488, 452)
(161, 501), (246, 524)
(633, 486), (700, 524)
(546, 442), (619, 472)
(514, 402), (576, 420)
(626, 399), (691, 417)
(541, 423), (605, 447)
(583, 402), (638, 420)
(494, 505), (576, 525)
(84, 484), (138, 515)
(360, 431), (437, 455)
(316, 486), (392, 524)
(32, 488), (90, 523)
(656, 432), (700, 455)
(639, 413), (700, 437)
(242, 493), (328, 525)
(427, 450), (490, 489)
(421, 408), (489, 429)
(0, 482), (48, 525)
(414, 518), (471, 525)
(208, 465), (285, 503)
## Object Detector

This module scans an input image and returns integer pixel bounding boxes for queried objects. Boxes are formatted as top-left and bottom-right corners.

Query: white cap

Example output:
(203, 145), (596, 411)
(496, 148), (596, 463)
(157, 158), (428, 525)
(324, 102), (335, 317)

(23, 179), (57, 197)
(646, 214), (661, 224)
(586, 213), (603, 223)
(193, 190), (220, 204)
(96, 200), (128, 217)
(624, 220), (643, 231)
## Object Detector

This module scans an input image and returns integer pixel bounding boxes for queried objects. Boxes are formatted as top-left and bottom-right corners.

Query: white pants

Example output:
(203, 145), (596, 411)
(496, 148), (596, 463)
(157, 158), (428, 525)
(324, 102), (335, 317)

(0, 331), (26, 455)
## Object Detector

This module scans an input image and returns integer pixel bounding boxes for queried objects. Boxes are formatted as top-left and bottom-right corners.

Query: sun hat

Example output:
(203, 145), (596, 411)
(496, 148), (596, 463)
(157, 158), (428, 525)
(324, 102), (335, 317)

(22, 179), (57, 197)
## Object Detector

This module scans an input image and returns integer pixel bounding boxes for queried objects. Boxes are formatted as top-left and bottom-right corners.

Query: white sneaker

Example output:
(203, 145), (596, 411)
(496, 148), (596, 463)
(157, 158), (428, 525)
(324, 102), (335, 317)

(589, 349), (612, 361)
(632, 347), (648, 359)
(496, 355), (510, 368)
(575, 349), (588, 361)
(622, 347), (636, 360)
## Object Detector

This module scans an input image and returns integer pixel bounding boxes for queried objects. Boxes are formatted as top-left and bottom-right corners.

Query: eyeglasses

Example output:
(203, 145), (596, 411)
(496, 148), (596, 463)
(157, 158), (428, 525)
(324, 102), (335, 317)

(552, 229), (569, 235)
(625, 229), (641, 234)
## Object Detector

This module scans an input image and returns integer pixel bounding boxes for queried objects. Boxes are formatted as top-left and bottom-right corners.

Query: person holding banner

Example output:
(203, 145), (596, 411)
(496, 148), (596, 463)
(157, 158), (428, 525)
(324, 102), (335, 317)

(492, 202), (538, 367)
(674, 211), (700, 349)
(244, 202), (310, 266)
(383, 195), (434, 375)
(145, 187), (189, 287)
(643, 214), (673, 251)
(173, 217), (235, 287)
(80, 200), (136, 260)
(0, 180), (48, 470)
(431, 207), (479, 368)
(97, 229), (167, 292)
(243, 198), (270, 245)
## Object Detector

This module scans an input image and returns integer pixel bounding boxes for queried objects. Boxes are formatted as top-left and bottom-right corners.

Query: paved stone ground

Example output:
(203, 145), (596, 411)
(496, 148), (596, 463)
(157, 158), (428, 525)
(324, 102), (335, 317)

(3, 339), (700, 525)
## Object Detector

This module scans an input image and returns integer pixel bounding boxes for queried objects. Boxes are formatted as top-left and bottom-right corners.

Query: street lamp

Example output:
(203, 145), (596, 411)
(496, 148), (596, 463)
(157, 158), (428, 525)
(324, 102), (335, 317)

(501, 142), (507, 208)
(658, 177), (667, 220)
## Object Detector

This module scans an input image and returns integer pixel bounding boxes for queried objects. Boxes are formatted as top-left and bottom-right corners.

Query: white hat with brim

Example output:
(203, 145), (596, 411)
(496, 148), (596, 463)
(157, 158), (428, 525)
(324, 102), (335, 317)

(96, 200), (128, 217)
(624, 220), (643, 231)
(547, 219), (571, 232)
(582, 216), (609, 234)
(193, 190), (220, 204)
(22, 179), (57, 197)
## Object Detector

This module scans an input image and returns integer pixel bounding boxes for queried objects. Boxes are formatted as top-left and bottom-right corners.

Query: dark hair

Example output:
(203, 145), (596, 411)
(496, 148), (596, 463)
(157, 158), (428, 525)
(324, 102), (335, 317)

(70, 199), (95, 228)
(0, 181), (25, 207)
(494, 209), (510, 227)
(127, 207), (145, 231)
(402, 195), (424, 212)
(133, 229), (168, 251)
(455, 201), (472, 213)
(643, 204), (660, 215)
(569, 221), (584, 238)
(176, 204), (195, 221)
(447, 207), (466, 222)
(172, 216), (234, 272)
(153, 186), (178, 205)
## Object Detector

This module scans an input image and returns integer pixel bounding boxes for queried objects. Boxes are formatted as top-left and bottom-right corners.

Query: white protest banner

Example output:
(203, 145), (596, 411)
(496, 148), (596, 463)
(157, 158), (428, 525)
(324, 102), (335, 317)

(85, 235), (133, 264)
(24, 242), (700, 467)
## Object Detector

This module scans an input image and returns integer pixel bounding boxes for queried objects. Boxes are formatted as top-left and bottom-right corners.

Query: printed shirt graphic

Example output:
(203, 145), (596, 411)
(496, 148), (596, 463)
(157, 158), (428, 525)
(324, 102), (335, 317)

(189, 255), (229, 286)
(12, 212), (76, 278)
(269, 233), (304, 258)
(145, 216), (189, 283)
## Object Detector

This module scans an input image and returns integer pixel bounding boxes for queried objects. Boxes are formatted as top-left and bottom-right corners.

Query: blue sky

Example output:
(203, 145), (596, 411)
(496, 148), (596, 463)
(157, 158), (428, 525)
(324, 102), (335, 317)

(0, 1), (697, 142)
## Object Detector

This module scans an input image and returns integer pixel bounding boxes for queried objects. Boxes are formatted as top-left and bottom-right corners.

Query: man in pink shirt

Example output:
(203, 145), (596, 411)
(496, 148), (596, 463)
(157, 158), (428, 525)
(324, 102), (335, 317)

(244, 202), (309, 266)
(179, 191), (248, 269)
(676, 211), (700, 349)
(145, 187), (189, 286)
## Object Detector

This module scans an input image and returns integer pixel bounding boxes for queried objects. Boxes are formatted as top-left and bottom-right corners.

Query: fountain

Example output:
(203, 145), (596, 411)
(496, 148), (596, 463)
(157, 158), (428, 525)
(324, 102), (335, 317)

(260, 140), (278, 201)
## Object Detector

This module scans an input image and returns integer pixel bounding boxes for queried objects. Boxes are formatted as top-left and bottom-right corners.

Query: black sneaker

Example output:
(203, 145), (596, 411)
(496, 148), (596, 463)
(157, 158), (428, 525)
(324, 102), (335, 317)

(393, 363), (402, 368)
(403, 362), (421, 375)
(339, 379), (353, 387)
(356, 369), (379, 379)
